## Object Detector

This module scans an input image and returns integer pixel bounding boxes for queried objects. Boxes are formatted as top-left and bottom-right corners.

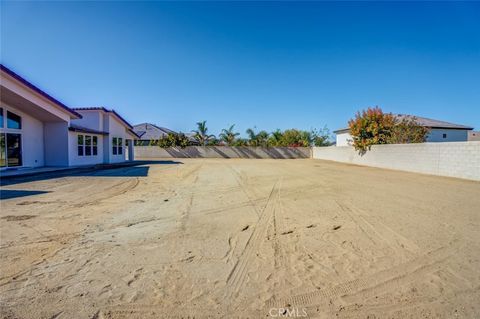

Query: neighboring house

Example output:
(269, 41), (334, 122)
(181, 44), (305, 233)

(133, 123), (199, 145)
(133, 123), (177, 145)
(468, 131), (480, 141)
(0, 64), (138, 170)
(334, 114), (474, 146)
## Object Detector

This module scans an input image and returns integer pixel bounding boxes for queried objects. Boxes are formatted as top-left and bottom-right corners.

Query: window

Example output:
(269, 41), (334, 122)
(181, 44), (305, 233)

(443, 133), (447, 139)
(78, 135), (84, 156)
(77, 134), (99, 156)
(112, 137), (123, 155)
(112, 137), (118, 155)
(0, 108), (3, 128)
(0, 132), (23, 167)
(85, 135), (92, 156)
(93, 136), (98, 155)
(7, 111), (21, 129)
(6, 133), (22, 166)
(0, 133), (5, 167)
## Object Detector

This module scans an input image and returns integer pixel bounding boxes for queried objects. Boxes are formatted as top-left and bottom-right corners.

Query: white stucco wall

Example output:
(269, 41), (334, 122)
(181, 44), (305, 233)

(44, 122), (70, 166)
(68, 131), (104, 166)
(312, 142), (480, 181)
(105, 114), (128, 164)
(1, 103), (45, 168)
(71, 111), (103, 131)
(335, 132), (352, 146)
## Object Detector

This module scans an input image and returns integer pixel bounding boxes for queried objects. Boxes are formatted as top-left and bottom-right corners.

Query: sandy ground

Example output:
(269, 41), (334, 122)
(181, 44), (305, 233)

(0, 158), (479, 319)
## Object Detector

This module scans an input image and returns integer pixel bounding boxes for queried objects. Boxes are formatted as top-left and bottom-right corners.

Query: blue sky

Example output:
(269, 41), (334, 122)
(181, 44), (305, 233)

(1, 2), (479, 136)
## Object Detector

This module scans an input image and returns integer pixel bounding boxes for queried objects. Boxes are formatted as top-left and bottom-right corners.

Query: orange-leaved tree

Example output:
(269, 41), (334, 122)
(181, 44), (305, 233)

(348, 107), (396, 153)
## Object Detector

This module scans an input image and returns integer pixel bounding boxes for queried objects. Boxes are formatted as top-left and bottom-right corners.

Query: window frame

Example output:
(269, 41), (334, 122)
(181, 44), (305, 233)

(112, 137), (118, 155)
(118, 138), (123, 155)
(85, 135), (92, 156)
(92, 136), (98, 156)
(77, 135), (85, 156)
(77, 134), (99, 157)
(6, 110), (22, 130)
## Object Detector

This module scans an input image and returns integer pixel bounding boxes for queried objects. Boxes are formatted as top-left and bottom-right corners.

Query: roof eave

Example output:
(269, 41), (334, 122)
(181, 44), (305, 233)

(0, 64), (82, 119)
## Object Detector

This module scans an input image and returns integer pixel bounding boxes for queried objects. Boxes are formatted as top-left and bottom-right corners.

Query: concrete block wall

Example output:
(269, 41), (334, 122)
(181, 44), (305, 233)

(135, 146), (311, 159)
(312, 142), (480, 181)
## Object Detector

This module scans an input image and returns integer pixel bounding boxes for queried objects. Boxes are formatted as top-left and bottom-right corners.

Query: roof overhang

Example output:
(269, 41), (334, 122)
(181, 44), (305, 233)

(127, 129), (141, 139)
(68, 124), (109, 135)
(333, 128), (350, 134)
(0, 65), (82, 120)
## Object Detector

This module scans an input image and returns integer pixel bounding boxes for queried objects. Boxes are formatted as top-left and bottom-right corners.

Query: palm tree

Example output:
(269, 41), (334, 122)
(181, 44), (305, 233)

(256, 130), (270, 147)
(269, 129), (284, 147)
(192, 121), (215, 146)
(246, 128), (269, 147)
(246, 128), (258, 146)
(219, 124), (240, 146)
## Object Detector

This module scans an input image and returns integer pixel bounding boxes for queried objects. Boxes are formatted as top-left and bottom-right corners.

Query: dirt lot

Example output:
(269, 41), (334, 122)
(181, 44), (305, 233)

(1, 159), (479, 318)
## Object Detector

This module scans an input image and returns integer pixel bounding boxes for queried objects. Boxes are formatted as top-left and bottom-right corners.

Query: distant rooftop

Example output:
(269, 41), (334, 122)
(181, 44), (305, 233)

(133, 123), (177, 140)
(334, 114), (474, 133)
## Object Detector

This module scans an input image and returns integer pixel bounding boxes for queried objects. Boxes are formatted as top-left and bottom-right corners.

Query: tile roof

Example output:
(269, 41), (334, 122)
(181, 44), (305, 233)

(335, 113), (474, 133)
(133, 123), (177, 140)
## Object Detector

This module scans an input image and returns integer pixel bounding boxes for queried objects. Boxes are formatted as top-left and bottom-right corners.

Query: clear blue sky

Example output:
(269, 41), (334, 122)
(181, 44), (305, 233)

(1, 1), (479, 136)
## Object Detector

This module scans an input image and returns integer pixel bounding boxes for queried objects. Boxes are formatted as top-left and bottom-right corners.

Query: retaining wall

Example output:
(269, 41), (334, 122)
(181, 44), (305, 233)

(135, 146), (311, 159)
(312, 142), (480, 181)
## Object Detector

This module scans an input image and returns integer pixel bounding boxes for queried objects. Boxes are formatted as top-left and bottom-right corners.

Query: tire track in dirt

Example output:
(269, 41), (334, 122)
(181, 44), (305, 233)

(333, 199), (422, 270)
(266, 240), (460, 309)
(224, 170), (281, 302)
(96, 304), (225, 319)
(72, 178), (140, 208)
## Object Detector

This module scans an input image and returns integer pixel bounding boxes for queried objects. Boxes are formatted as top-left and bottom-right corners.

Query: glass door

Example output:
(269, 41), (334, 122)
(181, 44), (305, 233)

(0, 133), (22, 167)
(0, 134), (5, 167)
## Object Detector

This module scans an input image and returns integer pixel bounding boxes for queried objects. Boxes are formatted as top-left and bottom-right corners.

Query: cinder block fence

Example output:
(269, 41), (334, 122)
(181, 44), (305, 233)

(135, 146), (311, 159)
(312, 141), (480, 181)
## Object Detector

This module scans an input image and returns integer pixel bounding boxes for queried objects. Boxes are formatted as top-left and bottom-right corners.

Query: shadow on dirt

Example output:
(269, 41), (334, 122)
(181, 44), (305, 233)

(0, 160), (183, 187)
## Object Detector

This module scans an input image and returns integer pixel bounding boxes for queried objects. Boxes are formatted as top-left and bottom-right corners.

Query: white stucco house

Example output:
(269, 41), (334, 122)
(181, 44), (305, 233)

(1, 64), (138, 170)
(334, 114), (474, 146)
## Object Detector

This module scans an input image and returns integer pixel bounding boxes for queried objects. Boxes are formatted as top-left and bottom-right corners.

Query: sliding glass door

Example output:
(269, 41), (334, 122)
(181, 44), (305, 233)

(0, 134), (5, 167)
(0, 133), (22, 168)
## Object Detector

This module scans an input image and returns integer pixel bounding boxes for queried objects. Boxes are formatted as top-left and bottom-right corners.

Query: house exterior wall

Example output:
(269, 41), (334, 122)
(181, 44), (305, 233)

(336, 129), (469, 146)
(73, 110), (135, 164)
(468, 131), (480, 141)
(336, 132), (352, 146)
(68, 131), (104, 166)
(107, 114), (129, 163)
(44, 122), (70, 166)
(71, 111), (103, 131)
(427, 129), (469, 142)
(1, 73), (73, 123)
(1, 103), (45, 168)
